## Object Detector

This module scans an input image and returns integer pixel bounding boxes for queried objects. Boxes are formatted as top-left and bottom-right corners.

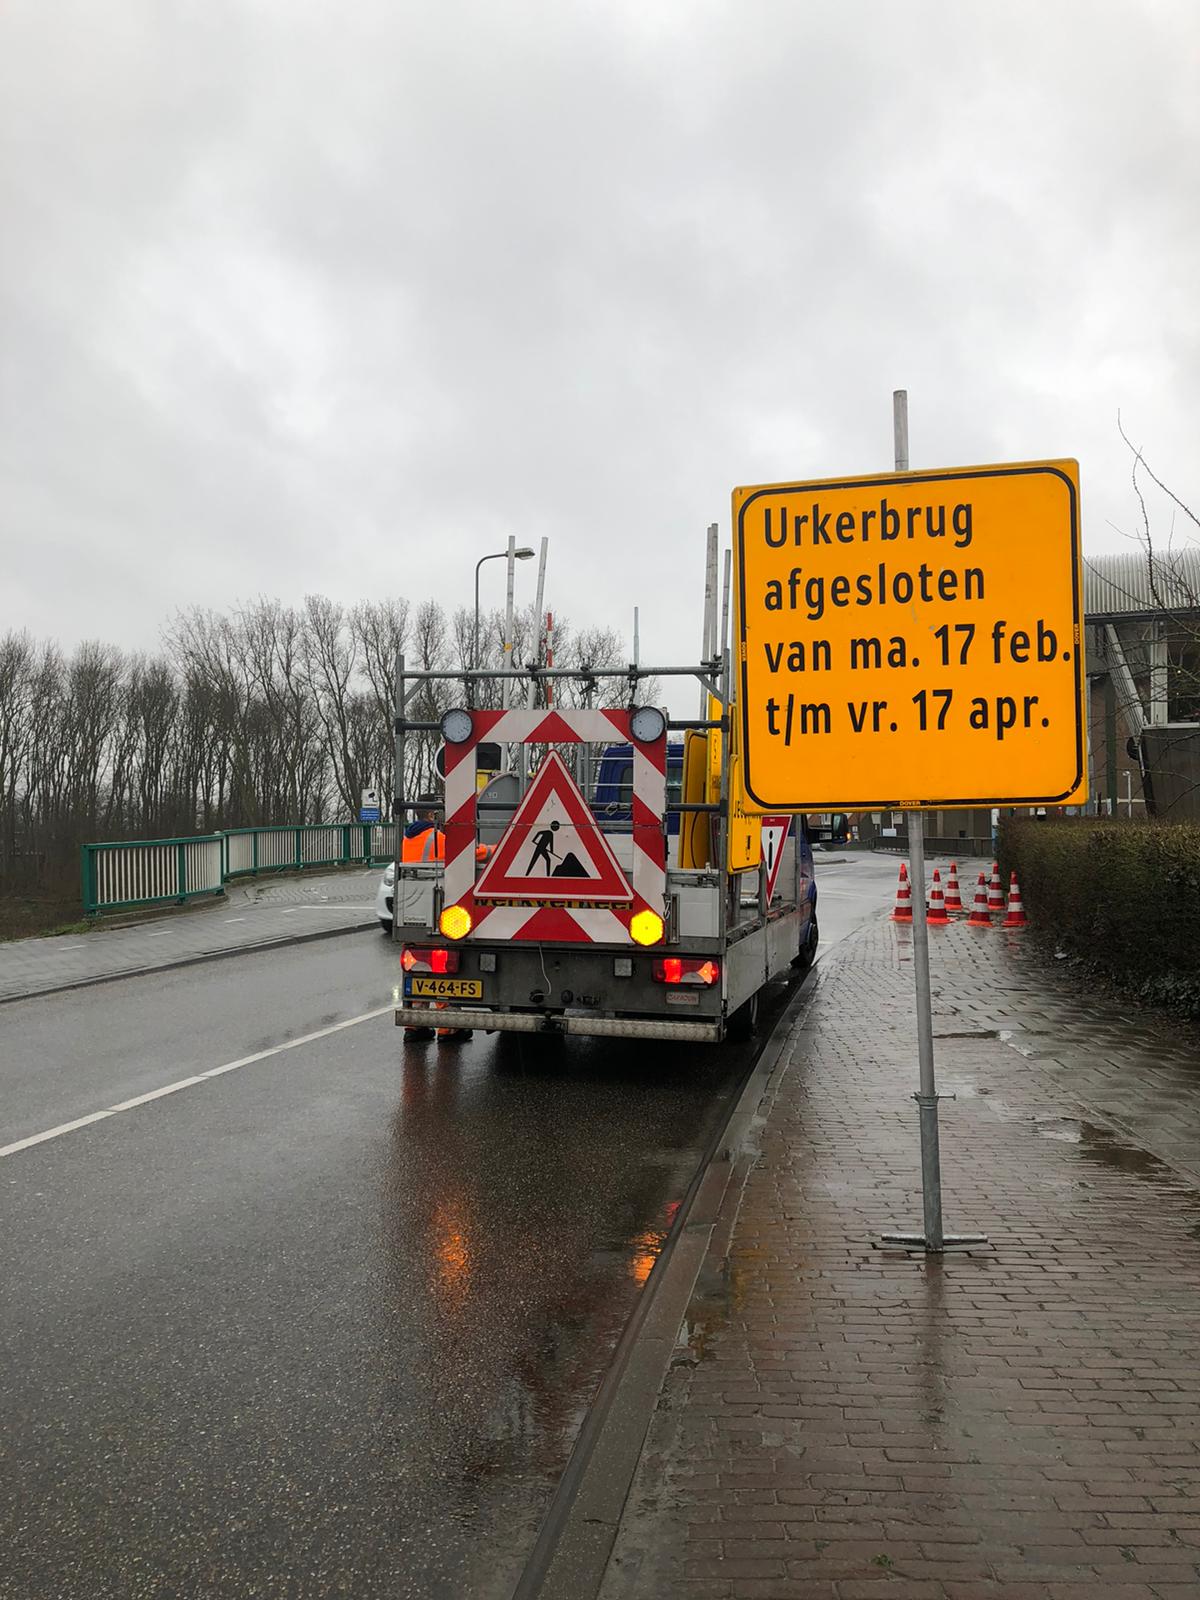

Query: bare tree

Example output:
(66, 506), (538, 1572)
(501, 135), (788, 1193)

(0, 586), (651, 908)
(303, 595), (361, 815)
(0, 632), (35, 880)
(351, 597), (412, 805)
(1085, 421), (1200, 816)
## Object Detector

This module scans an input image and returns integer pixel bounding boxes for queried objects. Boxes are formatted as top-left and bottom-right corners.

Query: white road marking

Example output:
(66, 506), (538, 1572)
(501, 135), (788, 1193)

(109, 1076), (207, 1111)
(0, 1110), (113, 1154)
(0, 1004), (394, 1162)
(290, 905), (376, 912)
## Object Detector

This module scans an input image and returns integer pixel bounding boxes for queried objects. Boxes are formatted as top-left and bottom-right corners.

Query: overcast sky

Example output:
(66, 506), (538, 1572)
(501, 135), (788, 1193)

(2, 0), (1197, 671)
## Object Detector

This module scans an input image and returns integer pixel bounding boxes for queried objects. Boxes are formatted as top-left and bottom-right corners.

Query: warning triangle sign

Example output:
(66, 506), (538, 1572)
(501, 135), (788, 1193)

(761, 816), (791, 902)
(474, 752), (633, 904)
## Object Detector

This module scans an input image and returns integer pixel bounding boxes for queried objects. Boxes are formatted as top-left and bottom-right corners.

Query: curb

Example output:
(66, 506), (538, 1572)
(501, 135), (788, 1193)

(0, 918), (380, 1008)
(509, 957), (831, 1600)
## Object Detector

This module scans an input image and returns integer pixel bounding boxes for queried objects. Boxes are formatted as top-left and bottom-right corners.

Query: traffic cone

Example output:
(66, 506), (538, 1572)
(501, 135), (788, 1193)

(987, 861), (1006, 916)
(1001, 871), (1028, 929)
(926, 868), (951, 925)
(891, 863), (913, 922)
(944, 860), (964, 913)
(967, 871), (992, 927)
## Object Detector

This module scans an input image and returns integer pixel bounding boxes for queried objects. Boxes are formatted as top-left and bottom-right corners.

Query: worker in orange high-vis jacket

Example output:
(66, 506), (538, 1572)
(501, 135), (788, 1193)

(400, 800), (445, 866)
(399, 798), (489, 1042)
(401, 799), (453, 1039)
(400, 800), (491, 867)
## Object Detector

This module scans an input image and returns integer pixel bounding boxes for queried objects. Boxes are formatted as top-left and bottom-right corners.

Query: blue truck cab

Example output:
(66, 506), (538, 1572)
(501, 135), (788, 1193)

(592, 741), (686, 835)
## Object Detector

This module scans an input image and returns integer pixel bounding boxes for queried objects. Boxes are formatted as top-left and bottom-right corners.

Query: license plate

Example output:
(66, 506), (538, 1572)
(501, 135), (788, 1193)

(408, 977), (483, 999)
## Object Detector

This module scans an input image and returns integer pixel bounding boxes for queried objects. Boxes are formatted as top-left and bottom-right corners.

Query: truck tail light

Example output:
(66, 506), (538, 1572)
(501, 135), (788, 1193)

(652, 957), (720, 986)
(400, 946), (461, 974)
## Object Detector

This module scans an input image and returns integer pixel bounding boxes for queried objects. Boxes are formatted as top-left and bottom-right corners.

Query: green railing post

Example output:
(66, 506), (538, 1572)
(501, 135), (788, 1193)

(81, 845), (97, 916)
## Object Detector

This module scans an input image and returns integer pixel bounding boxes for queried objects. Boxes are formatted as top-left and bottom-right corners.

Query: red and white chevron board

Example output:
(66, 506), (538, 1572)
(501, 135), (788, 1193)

(442, 708), (667, 944)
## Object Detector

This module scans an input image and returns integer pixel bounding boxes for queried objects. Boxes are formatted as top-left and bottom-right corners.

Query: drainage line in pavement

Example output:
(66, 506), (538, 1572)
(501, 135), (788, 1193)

(509, 963), (824, 1600)
(0, 919), (380, 1008)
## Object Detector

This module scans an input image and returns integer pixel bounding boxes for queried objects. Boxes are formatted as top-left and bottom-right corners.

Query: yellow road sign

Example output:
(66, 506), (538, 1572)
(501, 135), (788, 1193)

(733, 460), (1086, 812)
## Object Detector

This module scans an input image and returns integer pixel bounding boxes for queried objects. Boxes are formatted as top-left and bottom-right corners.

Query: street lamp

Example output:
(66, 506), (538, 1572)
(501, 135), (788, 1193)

(474, 546), (535, 673)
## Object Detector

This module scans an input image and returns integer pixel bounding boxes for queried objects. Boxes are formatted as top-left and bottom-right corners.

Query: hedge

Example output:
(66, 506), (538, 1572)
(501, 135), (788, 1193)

(998, 817), (1200, 1018)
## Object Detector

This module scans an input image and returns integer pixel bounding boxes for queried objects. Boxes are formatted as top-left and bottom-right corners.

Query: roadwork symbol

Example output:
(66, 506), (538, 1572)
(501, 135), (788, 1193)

(526, 821), (592, 878)
(474, 752), (633, 903)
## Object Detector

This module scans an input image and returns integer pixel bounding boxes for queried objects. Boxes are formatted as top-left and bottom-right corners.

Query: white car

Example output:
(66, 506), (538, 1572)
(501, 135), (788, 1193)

(376, 862), (395, 934)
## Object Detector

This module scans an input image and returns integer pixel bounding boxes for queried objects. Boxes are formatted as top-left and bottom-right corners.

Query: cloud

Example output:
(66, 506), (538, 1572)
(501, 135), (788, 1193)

(1, 0), (1197, 668)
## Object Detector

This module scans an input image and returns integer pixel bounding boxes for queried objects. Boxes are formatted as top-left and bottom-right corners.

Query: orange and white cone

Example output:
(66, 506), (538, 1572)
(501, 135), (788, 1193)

(987, 861), (1006, 916)
(944, 860), (964, 913)
(926, 868), (951, 926)
(1001, 871), (1028, 929)
(967, 871), (992, 927)
(891, 863), (913, 922)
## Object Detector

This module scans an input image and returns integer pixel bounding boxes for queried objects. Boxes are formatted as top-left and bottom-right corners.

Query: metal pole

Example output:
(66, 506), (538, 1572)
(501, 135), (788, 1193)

(907, 808), (943, 1247)
(897, 390), (943, 1249)
(397, 662), (713, 684)
(718, 551), (733, 932)
(882, 389), (986, 1253)
(521, 538), (549, 792)
(893, 386), (909, 473)
(391, 651), (406, 943)
(706, 524), (720, 661)
(700, 523), (718, 717)
(473, 557), (489, 674)
(473, 564), (481, 671)
(719, 546), (732, 666)
(503, 534), (516, 714)
(531, 538), (548, 695)
(1104, 672), (1119, 815)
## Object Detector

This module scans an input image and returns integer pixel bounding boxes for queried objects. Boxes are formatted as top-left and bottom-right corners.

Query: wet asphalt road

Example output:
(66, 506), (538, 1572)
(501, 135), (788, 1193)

(0, 853), (896, 1600)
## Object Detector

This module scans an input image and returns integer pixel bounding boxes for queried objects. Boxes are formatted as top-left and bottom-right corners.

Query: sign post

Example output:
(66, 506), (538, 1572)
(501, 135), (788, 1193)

(732, 398), (1085, 1250)
(888, 391), (978, 1252)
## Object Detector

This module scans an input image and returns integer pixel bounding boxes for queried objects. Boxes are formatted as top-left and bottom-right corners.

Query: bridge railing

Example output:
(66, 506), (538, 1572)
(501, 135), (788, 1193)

(869, 833), (993, 857)
(222, 824), (397, 879)
(82, 823), (399, 915)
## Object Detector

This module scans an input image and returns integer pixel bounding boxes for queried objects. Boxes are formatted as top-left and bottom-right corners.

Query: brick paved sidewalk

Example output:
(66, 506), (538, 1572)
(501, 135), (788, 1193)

(601, 916), (1200, 1599)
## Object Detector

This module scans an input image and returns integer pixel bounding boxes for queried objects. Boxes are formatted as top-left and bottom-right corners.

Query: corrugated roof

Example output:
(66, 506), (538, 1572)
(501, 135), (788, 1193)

(1083, 549), (1200, 619)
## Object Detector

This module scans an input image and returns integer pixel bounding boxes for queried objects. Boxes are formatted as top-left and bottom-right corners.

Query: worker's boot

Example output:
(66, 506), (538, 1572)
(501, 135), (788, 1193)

(434, 1001), (469, 1041)
(405, 1004), (435, 1040)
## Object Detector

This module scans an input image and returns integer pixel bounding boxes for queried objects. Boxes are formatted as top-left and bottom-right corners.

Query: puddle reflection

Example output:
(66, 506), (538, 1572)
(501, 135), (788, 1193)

(375, 1040), (730, 1562)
